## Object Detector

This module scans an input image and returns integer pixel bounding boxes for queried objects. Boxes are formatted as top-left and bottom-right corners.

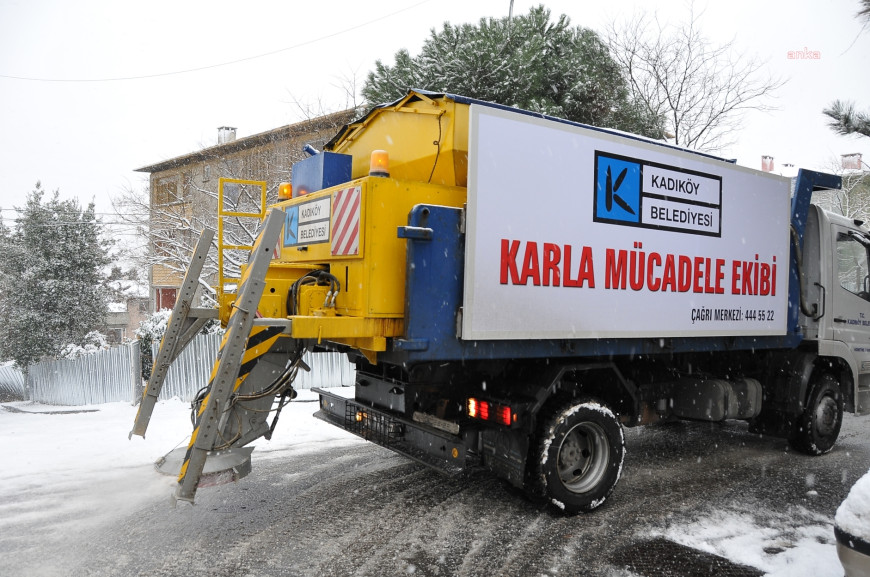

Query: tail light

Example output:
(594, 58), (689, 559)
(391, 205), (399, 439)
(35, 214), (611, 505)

(467, 397), (515, 426)
(496, 405), (512, 426)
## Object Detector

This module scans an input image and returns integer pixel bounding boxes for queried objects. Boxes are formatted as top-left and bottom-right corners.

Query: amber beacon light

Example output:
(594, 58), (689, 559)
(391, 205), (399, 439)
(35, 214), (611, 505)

(369, 150), (390, 177)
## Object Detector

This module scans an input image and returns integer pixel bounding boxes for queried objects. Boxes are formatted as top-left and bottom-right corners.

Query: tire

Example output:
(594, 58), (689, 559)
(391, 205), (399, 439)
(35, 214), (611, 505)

(530, 398), (625, 514)
(789, 373), (844, 455)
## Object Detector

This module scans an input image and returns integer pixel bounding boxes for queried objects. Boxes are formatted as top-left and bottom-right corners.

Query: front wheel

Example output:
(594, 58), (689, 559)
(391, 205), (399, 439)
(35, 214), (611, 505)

(789, 373), (843, 455)
(530, 399), (625, 514)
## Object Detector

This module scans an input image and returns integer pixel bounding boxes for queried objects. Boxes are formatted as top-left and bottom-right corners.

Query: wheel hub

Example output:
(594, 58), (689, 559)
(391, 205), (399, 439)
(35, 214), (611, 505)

(557, 422), (610, 494)
(815, 395), (839, 437)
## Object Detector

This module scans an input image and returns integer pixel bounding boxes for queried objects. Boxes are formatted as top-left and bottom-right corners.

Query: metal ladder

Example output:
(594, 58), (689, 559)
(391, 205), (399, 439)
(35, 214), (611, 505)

(130, 229), (217, 439)
(173, 209), (286, 502)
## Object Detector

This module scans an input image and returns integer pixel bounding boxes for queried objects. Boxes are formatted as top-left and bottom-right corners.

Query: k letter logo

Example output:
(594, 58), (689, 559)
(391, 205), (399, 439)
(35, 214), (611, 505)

(283, 205), (299, 247)
(595, 154), (641, 224)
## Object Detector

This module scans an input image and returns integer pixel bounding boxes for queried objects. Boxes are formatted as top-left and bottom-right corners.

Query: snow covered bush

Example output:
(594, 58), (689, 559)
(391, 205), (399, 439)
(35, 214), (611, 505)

(135, 310), (172, 382)
(57, 331), (111, 359)
(135, 309), (221, 381)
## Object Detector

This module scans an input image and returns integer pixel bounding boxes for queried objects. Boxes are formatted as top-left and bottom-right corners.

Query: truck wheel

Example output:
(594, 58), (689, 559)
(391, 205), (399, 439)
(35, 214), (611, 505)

(531, 399), (625, 514)
(789, 373), (843, 455)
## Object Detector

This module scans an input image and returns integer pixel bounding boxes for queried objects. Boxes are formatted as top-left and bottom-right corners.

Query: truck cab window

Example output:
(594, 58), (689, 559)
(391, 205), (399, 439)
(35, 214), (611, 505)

(837, 233), (870, 301)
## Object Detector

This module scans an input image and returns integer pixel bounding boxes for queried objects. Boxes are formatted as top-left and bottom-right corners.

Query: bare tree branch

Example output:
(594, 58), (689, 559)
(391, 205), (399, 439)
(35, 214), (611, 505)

(812, 157), (870, 223)
(606, 4), (784, 152)
(113, 111), (352, 307)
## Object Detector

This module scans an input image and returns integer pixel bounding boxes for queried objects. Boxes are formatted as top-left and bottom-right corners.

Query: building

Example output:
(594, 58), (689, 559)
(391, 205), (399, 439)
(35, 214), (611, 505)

(104, 279), (150, 344)
(135, 110), (355, 312)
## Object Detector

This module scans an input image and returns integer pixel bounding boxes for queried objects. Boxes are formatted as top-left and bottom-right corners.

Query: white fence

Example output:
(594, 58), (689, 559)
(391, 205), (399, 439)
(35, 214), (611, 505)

(154, 333), (356, 401)
(28, 342), (141, 405)
(157, 332), (222, 401)
(0, 333), (355, 406)
(0, 364), (26, 400)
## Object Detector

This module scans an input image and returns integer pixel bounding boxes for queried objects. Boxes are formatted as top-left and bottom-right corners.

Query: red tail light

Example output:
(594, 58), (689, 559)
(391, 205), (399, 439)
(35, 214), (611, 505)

(496, 405), (512, 426)
(468, 397), (514, 426)
(479, 400), (490, 421)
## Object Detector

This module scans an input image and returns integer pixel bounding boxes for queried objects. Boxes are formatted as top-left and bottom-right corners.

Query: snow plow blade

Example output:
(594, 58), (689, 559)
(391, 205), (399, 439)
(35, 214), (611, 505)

(156, 446), (254, 489)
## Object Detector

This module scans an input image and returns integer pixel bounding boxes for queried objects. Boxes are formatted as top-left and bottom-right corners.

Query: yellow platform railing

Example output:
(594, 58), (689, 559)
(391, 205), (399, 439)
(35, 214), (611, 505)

(217, 178), (267, 306)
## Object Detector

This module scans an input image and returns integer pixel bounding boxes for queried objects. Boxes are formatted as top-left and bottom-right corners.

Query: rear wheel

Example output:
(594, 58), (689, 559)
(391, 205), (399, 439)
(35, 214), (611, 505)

(789, 373), (843, 455)
(530, 398), (625, 513)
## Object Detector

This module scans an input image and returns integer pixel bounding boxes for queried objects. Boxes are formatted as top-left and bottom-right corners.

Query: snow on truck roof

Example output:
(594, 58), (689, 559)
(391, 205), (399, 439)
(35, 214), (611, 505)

(326, 88), (735, 165)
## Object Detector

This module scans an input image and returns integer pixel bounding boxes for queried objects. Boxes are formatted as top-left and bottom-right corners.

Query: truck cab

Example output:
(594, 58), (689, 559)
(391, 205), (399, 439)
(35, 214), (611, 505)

(803, 205), (870, 415)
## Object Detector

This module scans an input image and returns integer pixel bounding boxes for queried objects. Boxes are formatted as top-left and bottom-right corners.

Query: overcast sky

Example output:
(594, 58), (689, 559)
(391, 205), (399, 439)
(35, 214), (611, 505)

(1, 0), (868, 227)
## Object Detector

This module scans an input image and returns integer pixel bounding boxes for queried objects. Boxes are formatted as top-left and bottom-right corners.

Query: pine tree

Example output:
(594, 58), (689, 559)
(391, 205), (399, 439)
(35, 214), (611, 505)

(824, 100), (870, 139)
(823, 1), (870, 139)
(0, 183), (112, 370)
(362, 6), (664, 138)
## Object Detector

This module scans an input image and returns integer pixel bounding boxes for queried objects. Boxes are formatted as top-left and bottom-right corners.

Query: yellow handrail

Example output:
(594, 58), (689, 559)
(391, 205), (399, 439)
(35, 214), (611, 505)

(217, 178), (267, 305)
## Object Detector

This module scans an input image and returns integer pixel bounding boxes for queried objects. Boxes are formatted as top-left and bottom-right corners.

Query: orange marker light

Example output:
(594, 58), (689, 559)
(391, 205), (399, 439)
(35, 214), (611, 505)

(468, 398), (479, 418)
(278, 182), (292, 200)
(369, 150), (390, 177)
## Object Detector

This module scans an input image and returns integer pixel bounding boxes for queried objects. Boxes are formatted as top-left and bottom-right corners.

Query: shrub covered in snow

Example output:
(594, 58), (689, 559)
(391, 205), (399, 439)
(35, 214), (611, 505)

(135, 310), (172, 381)
(57, 331), (111, 359)
(135, 310), (221, 381)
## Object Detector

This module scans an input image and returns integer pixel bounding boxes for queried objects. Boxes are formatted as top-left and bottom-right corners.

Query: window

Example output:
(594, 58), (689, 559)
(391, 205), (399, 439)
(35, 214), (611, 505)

(182, 171), (192, 200)
(837, 233), (870, 301)
(155, 287), (177, 311)
(153, 177), (179, 206)
(106, 328), (125, 345)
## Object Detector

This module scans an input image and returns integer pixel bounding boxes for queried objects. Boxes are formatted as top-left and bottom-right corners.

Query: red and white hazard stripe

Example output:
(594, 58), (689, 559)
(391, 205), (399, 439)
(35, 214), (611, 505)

(331, 185), (361, 256)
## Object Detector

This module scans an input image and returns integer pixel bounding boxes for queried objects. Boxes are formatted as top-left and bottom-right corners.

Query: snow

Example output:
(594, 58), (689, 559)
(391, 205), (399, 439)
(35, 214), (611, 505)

(836, 468), (870, 542)
(0, 389), (854, 575)
(651, 506), (842, 577)
(107, 279), (149, 299)
(0, 389), (359, 538)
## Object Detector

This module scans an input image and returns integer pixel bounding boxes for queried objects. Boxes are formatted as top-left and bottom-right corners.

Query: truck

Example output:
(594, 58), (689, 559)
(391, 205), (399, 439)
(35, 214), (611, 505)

(131, 89), (870, 514)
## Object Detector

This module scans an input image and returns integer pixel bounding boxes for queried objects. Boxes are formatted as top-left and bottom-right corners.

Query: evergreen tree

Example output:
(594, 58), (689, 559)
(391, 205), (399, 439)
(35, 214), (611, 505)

(362, 5), (664, 138)
(824, 100), (870, 139)
(823, 1), (870, 138)
(0, 183), (112, 370)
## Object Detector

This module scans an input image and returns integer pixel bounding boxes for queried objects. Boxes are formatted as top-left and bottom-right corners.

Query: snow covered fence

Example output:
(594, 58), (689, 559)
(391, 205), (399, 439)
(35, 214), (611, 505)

(156, 332), (221, 401)
(294, 349), (356, 390)
(154, 332), (356, 401)
(0, 363), (26, 400)
(11, 333), (356, 407)
(28, 342), (141, 405)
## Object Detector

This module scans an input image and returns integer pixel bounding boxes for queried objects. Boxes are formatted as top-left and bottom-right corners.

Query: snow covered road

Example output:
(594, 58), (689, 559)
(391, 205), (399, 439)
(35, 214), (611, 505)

(1, 390), (868, 576)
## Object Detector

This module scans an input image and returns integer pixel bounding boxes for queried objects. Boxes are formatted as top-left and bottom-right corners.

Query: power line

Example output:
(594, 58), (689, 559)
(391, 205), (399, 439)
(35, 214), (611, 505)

(0, 1), (431, 83)
(0, 208), (151, 217)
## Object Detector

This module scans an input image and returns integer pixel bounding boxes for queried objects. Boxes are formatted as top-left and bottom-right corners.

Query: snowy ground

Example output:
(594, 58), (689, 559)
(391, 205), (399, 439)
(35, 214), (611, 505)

(0, 390), (865, 576)
(0, 389), (357, 535)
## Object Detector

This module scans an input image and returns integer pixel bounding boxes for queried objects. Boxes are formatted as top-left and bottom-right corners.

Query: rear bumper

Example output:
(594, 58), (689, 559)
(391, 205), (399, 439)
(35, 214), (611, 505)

(313, 388), (471, 475)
